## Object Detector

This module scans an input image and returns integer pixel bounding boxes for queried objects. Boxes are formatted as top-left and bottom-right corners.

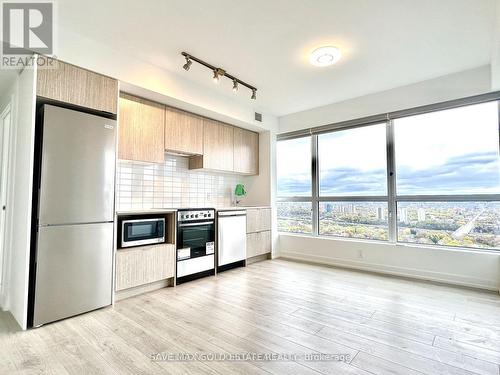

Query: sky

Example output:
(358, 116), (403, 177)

(277, 101), (500, 197)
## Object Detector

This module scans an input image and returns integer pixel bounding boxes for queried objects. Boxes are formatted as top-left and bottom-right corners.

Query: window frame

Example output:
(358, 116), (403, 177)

(276, 91), (500, 250)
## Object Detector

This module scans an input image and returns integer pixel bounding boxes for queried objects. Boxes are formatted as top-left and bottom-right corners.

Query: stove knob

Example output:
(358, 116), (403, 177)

(195, 214), (199, 218)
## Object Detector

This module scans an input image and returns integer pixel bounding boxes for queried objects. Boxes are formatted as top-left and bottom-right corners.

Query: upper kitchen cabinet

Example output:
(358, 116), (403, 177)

(164, 107), (203, 155)
(233, 127), (259, 175)
(37, 58), (118, 114)
(118, 93), (165, 163)
(189, 119), (234, 172)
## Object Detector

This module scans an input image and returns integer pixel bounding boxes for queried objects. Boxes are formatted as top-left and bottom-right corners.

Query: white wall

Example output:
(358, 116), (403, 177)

(6, 67), (37, 329)
(279, 66), (492, 133)
(279, 235), (500, 291)
(244, 131), (271, 206)
(492, 1), (500, 90)
(276, 66), (500, 291)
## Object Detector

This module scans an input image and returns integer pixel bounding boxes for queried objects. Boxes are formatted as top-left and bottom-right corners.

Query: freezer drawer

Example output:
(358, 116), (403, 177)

(33, 223), (113, 326)
(38, 105), (116, 225)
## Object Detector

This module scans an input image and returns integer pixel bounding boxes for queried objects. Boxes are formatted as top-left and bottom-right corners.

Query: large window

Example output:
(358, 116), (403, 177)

(394, 102), (500, 195)
(277, 136), (311, 197)
(319, 202), (388, 241)
(319, 124), (387, 196)
(277, 202), (312, 234)
(276, 136), (312, 233)
(277, 98), (500, 251)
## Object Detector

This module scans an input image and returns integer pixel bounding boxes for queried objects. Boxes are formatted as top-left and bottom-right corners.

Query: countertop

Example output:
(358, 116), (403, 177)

(216, 206), (271, 211)
(116, 208), (178, 216)
(115, 206), (270, 215)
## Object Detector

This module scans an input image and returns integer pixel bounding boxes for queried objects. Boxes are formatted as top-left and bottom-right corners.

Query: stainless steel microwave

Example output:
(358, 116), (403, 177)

(120, 217), (165, 248)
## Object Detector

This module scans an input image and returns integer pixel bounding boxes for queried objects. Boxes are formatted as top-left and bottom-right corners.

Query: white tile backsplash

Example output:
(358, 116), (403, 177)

(116, 155), (244, 210)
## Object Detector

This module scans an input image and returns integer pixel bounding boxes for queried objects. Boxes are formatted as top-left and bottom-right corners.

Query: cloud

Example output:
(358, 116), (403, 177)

(397, 151), (500, 195)
(278, 151), (500, 196)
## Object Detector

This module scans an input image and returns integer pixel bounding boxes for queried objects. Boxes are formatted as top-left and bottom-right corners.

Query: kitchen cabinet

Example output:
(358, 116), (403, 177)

(118, 93), (165, 163)
(247, 208), (271, 233)
(189, 119), (234, 172)
(115, 243), (175, 291)
(37, 57), (118, 114)
(234, 127), (259, 174)
(164, 107), (204, 155)
(246, 207), (271, 260)
(247, 231), (271, 258)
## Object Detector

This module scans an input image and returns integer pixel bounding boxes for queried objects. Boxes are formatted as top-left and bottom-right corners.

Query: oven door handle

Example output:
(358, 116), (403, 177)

(178, 221), (214, 227)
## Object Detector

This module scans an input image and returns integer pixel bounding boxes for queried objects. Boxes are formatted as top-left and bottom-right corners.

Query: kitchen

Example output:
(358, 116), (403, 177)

(3, 56), (272, 327)
(1, 1), (500, 374)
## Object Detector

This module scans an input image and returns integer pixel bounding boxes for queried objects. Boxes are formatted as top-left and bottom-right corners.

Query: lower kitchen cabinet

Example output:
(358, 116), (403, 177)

(247, 231), (271, 258)
(115, 243), (175, 291)
(247, 208), (271, 233)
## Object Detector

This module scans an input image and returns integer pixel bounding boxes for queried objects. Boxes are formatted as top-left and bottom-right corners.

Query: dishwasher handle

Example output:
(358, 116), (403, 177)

(218, 210), (247, 217)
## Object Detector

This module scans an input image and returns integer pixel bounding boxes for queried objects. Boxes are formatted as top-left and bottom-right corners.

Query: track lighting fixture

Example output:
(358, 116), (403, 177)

(181, 52), (257, 100)
(183, 56), (192, 71)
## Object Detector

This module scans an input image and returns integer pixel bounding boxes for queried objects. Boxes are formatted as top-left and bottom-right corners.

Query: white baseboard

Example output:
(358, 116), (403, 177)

(279, 250), (499, 292)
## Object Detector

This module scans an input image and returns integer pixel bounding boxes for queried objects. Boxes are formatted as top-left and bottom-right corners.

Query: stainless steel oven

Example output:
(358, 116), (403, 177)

(119, 217), (165, 248)
(176, 209), (215, 282)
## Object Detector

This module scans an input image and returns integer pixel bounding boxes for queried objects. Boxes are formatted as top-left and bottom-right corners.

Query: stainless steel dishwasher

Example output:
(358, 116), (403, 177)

(217, 210), (247, 271)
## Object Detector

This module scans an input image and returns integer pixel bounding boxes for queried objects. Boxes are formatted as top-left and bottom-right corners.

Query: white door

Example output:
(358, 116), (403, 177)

(0, 103), (12, 293)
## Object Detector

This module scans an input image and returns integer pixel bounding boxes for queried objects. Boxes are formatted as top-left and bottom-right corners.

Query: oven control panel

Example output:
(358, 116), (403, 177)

(178, 209), (215, 222)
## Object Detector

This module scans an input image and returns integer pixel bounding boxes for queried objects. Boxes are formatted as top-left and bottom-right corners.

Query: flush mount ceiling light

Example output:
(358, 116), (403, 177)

(181, 52), (257, 100)
(309, 46), (342, 67)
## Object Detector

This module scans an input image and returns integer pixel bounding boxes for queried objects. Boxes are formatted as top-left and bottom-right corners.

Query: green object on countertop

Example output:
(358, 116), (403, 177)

(235, 184), (246, 197)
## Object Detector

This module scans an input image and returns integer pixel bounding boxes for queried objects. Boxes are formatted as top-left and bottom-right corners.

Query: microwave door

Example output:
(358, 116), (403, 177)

(122, 219), (164, 247)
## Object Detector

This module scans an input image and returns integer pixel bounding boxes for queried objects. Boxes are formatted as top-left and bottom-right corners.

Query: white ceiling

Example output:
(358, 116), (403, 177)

(57, 0), (496, 116)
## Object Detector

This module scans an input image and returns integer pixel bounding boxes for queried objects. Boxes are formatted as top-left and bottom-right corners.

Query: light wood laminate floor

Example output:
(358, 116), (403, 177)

(2, 259), (500, 375)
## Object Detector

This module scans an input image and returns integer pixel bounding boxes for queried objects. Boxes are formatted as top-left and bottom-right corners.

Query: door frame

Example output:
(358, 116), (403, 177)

(0, 99), (13, 304)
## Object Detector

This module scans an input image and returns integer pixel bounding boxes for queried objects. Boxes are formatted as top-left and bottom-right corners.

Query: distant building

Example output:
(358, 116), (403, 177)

(377, 206), (385, 221)
(340, 204), (355, 214)
(400, 208), (409, 224)
(325, 203), (333, 213)
(417, 208), (426, 222)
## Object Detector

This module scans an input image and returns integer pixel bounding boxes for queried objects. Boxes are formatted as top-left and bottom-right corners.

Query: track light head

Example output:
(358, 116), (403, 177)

(232, 79), (238, 92)
(183, 57), (192, 71)
(213, 69), (219, 83)
(251, 89), (257, 100)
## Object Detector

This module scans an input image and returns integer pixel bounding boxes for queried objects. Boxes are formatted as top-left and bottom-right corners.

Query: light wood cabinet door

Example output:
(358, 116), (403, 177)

(234, 127), (259, 175)
(246, 209), (259, 233)
(115, 244), (175, 291)
(247, 231), (271, 258)
(190, 119), (233, 171)
(37, 58), (118, 114)
(247, 208), (271, 233)
(259, 208), (271, 231)
(164, 107), (203, 155)
(118, 94), (165, 163)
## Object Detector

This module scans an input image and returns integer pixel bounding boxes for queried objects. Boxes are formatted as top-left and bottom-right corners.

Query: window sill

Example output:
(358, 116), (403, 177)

(278, 232), (500, 255)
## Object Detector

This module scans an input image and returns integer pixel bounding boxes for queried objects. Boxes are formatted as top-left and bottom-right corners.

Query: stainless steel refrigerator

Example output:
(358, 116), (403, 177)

(30, 104), (116, 327)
